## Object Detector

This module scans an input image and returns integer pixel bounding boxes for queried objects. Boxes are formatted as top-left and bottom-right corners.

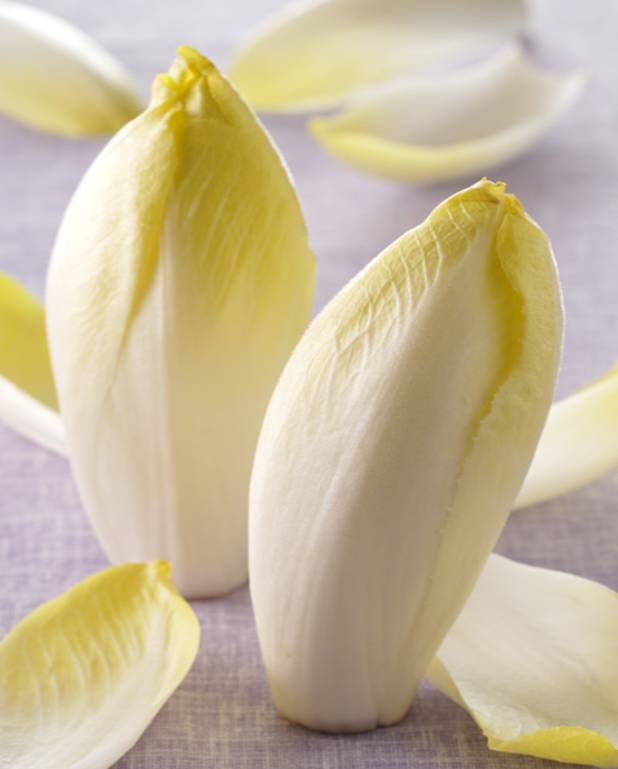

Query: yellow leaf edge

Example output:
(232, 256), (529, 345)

(430, 657), (618, 767)
(491, 727), (618, 768)
(1, 560), (198, 650)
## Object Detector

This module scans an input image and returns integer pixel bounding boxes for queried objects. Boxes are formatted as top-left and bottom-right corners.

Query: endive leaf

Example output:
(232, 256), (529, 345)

(229, 0), (527, 111)
(0, 272), (66, 453)
(0, 377), (66, 454)
(249, 180), (563, 732)
(309, 45), (584, 183)
(47, 47), (316, 598)
(428, 554), (618, 767)
(0, 272), (56, 408)
(516, 363), (618, 508)
(0, 561), (200, 769)
(0, 0), (142, 136)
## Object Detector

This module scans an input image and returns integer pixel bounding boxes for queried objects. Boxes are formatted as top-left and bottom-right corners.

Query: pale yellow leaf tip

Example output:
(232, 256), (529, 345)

(429, 555), (618, 767)
(493, 727), (618, 767)
(229, 0), (528, 111)
(309, 44), (585, 183)
(0, 272), (66, 453)
(516, 361), (618, 508)
(0, 271), (56, 410)
(0, 561), (200, 768)
(152, 45), (216, 105)
(0, 0), (142, 136)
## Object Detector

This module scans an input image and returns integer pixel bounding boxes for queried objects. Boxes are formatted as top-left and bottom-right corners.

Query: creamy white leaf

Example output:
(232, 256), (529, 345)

(429, 554), (618, 767)
(230, 0), (527, 111)
(0, 376), (66, 454)
(516, 364), (618, 508)
(310, 45), (584, 182)
(0, 0), (141, 135)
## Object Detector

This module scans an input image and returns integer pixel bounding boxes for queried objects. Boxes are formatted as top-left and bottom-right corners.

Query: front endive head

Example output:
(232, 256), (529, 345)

(46, 46), (315, 598)
(249, 180), (563, 732)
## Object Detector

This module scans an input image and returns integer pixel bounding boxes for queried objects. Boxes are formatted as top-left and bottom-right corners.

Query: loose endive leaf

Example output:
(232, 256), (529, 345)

(0, 272), (56, 408)
(428, 554), (618, 767)
(0, 561), (200, 769)
(47, 47), (315, 598)
(249, 180), (563, 732)
(229, 0), (527, 111)
(0, 378), (65, 454)
(0, 272), (66, 453)
(0, 0), (142, 136)
(516, 363), (618, 508)
(309, 45), (584, 183)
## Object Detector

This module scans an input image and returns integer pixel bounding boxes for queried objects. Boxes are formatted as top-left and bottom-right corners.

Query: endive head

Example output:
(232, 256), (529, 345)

(249, 180), (563, 732)
(46, 47), (315, 598)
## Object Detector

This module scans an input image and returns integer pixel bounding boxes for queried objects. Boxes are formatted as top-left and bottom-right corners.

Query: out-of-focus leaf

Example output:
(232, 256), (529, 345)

(0, 0), (142, 136)
(310, 45), (584, 182)
(516, 364), (618, 508)
(0, 272), (65, 453)
(229, 0), (527, 111)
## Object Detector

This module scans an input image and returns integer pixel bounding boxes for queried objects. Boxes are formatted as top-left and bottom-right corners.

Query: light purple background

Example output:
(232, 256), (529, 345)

(1, 1), (617, 767)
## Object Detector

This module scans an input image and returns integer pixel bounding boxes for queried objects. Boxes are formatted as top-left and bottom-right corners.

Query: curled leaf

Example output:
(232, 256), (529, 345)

(229, 0), (527, 111)
(0, 561), (200, 769)
(0, 272), (56, 408)
(0, 272), (66, 453)
(0, 0), (142, 136)
(0, 377), (65, 454)
(47, 46), (315, 598)
(516, 363), (618, 508)
(428, 554), (618, 767)
(249, 180), (562, 732)
(309, 45), (584, 182)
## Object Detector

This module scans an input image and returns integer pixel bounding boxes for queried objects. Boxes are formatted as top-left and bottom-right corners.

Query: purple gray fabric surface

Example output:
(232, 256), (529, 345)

(1, 1), (617, 767)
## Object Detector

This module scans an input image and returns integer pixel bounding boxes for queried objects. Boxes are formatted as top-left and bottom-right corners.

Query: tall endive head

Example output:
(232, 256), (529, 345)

(250, 180), (563, 732)
(46, 46), (315, 598)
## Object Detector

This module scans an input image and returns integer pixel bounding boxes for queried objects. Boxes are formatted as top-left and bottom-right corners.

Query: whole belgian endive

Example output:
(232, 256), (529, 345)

(46, 46), (315, 598)
(249, 180), (563, 732)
